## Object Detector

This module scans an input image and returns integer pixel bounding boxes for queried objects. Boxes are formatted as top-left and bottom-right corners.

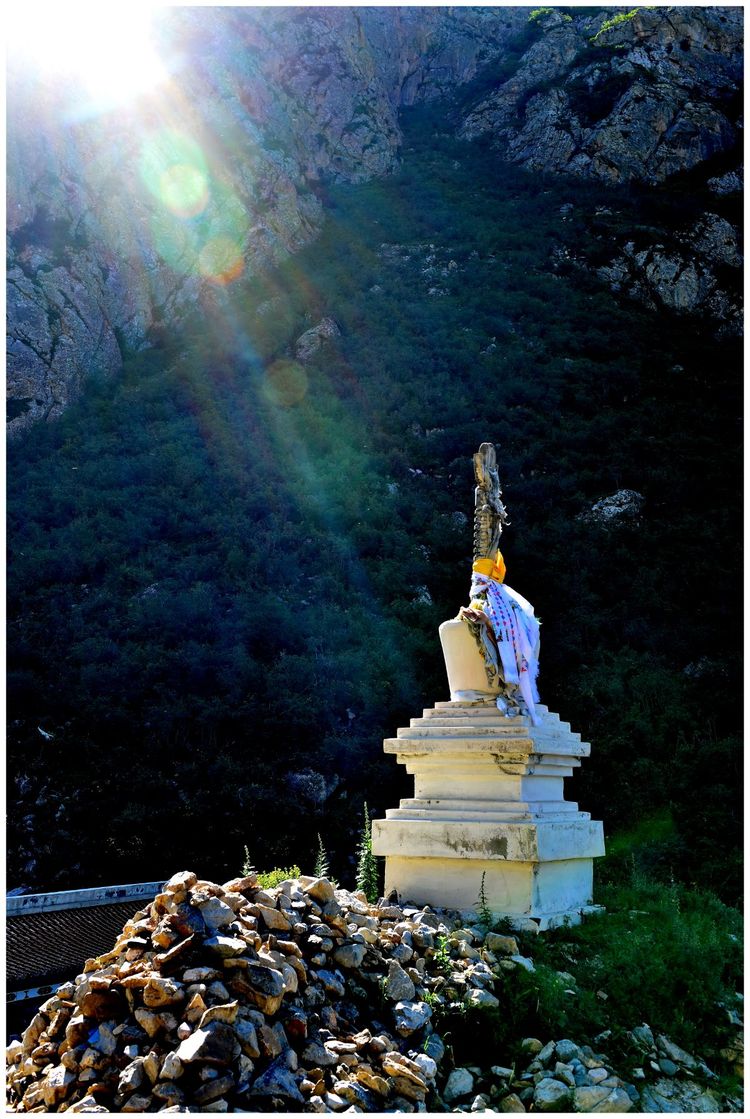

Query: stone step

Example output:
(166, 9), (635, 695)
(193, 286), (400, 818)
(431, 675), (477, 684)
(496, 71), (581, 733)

(433, 701), (552, 714)
(422, 707), (528, 721)
(406, 720), (580, 743)
(385, 736), (590, 758)
(400, 724), (536, 739)
(419, 710), (576, 734)
(385, 809), (589, 824)
(396, 798), (582, 816)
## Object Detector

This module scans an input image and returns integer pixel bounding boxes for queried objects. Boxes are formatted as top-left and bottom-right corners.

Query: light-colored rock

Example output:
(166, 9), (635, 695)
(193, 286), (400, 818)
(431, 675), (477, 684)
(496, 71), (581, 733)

(160, 1051), (184, 1080)
(295, 317), (342, 363)
(500, 1093), (526, 1112)
(574, 1085), (612, 1110)
(484, 933), (519, 955)
(196, 896), (236, 930)
(581, 490), (645, 527)
(412, 1053), (438, 1081)
(394, 999), (432, 1036)
(466, 988), (500, 1010)
(176, 1022), (240, 1065)
(143, 976), (185, 1007)
(385, 959), (416, 1001)
(444, 1067), (475, 1103)
(656, 1034), (697, 1069)
(204, 934), (248, 958)
(333, 941), (367, 968)
(591, 1087), (634, 1112)
(533, 1077), (572, 1111)
(42, 1064), (76, 1108)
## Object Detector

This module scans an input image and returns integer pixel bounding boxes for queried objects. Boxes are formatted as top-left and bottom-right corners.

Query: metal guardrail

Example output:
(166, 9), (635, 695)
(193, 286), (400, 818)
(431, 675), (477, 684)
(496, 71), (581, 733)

(7, 881), (164, 1002)
(7, 881), (164, 915)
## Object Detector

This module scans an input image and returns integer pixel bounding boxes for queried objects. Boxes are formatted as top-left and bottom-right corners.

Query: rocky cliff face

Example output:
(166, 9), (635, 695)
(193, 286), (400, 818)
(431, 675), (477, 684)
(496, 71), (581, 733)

(6, 7), (742, 434)
(459, 7), (742, 185)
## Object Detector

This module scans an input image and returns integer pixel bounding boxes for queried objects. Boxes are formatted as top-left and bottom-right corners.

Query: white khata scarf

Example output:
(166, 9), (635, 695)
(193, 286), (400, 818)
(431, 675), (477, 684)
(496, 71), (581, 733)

(469, 571), (541, 725)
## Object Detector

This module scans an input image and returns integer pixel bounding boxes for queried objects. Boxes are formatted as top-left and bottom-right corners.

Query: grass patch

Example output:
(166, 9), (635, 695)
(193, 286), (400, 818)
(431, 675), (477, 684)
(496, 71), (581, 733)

(525, 879), (742, 1056)
(440, 877), (741, 1094)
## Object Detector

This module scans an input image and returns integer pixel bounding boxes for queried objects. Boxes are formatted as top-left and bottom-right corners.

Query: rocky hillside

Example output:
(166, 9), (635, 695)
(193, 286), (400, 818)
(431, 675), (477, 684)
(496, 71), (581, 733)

(6, 871), (743, 1113)
(7, 6), (742, 435)
(459, 7), (742, 185)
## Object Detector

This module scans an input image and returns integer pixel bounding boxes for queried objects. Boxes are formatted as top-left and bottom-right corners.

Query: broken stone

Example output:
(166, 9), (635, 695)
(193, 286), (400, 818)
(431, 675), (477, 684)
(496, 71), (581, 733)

(444, 1067), (475, 1102)
(193, 1073), (235, 1104)
(248, 1056), (305, 1104)
(394, 999), (432, 1036)
(334, 942), (368, 969)
(121, 1092), (154, 1112)
(42, 1065), (76, 1108)
(466, 988), (500, 1010)
(500, 1092), (526, 1112)
(385, 959), (415, 1001)
(574, 1085), (612, 1109)
(176, 1021), (240, 1065)
(204, 935), (247, 958)
(143, 976), (185, 1008)
(160, 1052), (184, 1080)
(195, 896), (236, 930)
(533, 1077), (572, 1111)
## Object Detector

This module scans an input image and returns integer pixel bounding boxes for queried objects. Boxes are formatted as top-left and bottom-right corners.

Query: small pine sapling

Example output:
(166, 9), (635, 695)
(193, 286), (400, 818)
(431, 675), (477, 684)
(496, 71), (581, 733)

(355, 802), (380, 903)
(242, 845), (255, 878)
(314, 833), (330, 879)
(477, 871), (494, 931)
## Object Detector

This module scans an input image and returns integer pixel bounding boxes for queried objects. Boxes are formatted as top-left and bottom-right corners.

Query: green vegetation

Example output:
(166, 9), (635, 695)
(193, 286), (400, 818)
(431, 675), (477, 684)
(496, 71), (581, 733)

(355, 803), (380, 903)
(529, 7), (572, 22)
(314, 833), (330, 879)
(255, 865), (302, 890)
(438, 879), (741, 1085)
(476, 872), (494, 933)
(591, 8), (641, 43)
(7, 101), (741, 908)
(433, 935), (453, 978)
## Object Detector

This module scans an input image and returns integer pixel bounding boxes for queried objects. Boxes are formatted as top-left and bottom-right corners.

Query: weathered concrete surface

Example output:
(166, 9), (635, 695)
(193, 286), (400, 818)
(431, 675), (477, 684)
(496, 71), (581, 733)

(372, 699), (604, 925)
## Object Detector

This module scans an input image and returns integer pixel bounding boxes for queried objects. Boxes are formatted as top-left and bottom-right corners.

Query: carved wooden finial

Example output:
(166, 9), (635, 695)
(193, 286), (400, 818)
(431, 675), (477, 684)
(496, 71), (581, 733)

(472, 442), (508, 562)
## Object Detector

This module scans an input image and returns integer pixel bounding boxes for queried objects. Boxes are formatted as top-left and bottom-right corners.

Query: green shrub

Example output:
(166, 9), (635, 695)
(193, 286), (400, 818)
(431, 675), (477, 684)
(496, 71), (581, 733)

(591, 8), (641, 43)
(355, 802), (380, 902)
(256, 865), (302, 890)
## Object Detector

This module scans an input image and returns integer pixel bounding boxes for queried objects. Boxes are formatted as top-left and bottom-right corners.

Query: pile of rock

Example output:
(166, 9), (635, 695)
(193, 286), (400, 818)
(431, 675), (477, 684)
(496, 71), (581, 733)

(6, 870), (741, 1114)
(5, 870), (495, 1113)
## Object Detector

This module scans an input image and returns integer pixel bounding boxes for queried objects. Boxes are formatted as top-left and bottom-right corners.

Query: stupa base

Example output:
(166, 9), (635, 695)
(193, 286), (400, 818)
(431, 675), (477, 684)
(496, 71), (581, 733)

(371, 698), (605, 927)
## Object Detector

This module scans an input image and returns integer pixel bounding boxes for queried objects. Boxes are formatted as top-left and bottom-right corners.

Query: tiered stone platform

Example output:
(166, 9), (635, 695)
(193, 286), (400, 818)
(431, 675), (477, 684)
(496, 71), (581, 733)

(371, 699), (605, 929)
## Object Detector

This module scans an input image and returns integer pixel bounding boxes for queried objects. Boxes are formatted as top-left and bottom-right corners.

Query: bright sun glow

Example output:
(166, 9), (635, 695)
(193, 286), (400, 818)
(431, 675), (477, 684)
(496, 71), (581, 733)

(9, 5), (168, 108)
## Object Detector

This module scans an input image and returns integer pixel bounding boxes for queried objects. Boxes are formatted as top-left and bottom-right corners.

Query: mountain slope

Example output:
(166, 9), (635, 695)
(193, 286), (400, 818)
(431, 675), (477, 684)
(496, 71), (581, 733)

(7, 6), (741, 434)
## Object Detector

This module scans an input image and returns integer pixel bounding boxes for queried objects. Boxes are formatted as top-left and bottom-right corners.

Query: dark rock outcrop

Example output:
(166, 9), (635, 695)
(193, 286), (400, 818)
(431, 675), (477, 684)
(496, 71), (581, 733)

(460, 7), (742, 186)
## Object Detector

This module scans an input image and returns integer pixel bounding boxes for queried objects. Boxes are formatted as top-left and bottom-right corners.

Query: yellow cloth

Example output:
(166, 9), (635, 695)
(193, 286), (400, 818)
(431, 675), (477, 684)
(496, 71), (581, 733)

(472, 551), (506, 583)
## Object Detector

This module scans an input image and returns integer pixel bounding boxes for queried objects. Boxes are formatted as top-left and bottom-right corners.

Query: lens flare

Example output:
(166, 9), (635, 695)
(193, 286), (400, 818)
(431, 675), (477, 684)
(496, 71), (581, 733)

(263, 360), (309, 408)
(199, 236), (245, 286)
(158, 163), (210, 219)
(140, 131), (210, 215)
